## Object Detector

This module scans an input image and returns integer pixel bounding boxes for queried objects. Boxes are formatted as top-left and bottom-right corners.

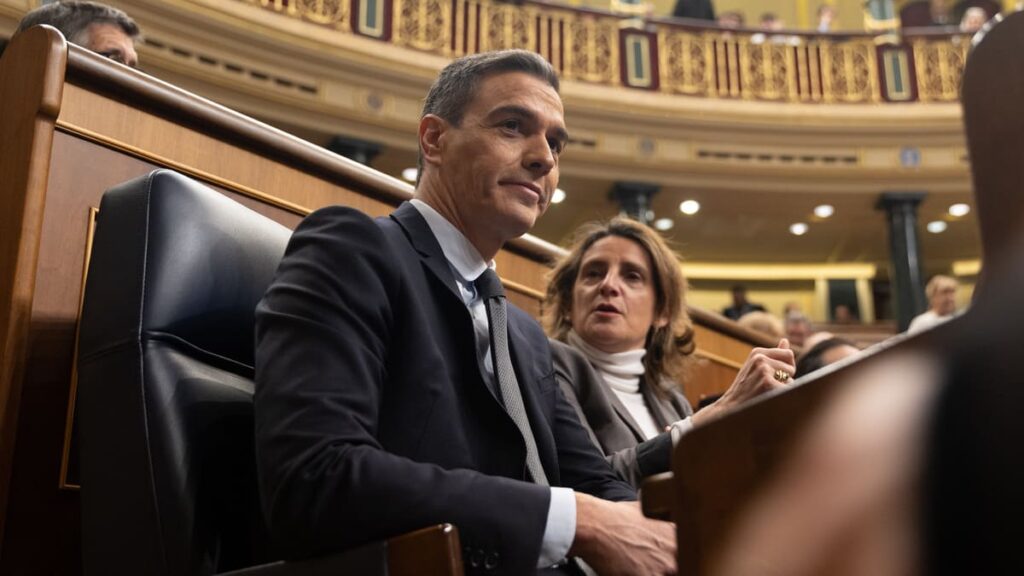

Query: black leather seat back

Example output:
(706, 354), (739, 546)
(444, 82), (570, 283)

(78, 170), (291, 576)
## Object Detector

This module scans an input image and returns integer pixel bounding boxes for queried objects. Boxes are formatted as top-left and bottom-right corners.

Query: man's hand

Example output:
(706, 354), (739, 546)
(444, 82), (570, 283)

(693, 339), (796, 426)
(569, 493), (676, 576)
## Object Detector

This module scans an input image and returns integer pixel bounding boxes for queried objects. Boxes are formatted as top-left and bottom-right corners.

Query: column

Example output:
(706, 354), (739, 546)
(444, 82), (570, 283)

(877, 192), (927, 331)
(610, 181), (658, 225)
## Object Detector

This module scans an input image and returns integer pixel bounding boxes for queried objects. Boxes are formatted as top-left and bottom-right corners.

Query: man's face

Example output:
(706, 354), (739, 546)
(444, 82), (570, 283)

(427, 72), (566, 253)
(732, 289), (747, 306)
(786, 320), (810, 347)
(931, 282), (957, 316)
(81, 22), (137, 67)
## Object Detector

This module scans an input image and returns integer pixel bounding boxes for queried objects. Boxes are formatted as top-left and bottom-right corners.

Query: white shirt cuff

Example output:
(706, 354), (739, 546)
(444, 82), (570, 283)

(670, 417), (694, 446)
(537, 487), (576, 568)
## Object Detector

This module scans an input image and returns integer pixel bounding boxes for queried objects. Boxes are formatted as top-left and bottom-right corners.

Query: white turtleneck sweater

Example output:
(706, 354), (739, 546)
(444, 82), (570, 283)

(567, 331), (662, 439)
(567, 330), (693, 443)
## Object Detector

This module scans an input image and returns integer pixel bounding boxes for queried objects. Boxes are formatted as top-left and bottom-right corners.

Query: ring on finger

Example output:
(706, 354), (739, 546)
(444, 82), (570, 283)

(773, 369), (791, 383)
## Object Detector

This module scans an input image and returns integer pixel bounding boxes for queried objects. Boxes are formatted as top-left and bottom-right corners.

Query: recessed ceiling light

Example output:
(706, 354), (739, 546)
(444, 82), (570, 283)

(653, 218), (674, 231)
(679, 200), (700, 215)
(927, 220), (948, 233)
(789, 222), (809, 236)
(814, 204), (835, 218)
(551, 188), (566, 204)
(401, 167), (418, 182)
(948, 203), (970, 217)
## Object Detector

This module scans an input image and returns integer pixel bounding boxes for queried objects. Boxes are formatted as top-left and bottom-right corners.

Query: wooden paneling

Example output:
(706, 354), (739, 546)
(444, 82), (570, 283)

(0, 26), (67, 550)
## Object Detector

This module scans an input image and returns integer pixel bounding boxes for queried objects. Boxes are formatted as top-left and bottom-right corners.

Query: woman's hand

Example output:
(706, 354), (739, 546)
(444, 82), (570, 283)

(692, 339), (796, 426)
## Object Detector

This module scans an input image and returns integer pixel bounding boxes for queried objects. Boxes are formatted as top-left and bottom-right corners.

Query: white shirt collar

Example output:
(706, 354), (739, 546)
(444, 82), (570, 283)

(410, 199), (493, 285)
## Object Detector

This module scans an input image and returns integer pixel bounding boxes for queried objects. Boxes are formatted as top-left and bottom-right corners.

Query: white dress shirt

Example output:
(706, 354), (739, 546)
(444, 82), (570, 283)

(410, 200), (576, 568)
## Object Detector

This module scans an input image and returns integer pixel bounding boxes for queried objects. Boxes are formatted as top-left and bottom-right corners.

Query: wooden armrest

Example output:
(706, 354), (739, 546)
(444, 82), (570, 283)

(641, 472), (675, 521)
(220, 524), (463, 576)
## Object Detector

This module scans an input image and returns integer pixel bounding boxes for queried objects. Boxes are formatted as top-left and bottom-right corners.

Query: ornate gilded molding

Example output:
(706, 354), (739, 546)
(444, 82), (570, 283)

(240, 0), (975, 104)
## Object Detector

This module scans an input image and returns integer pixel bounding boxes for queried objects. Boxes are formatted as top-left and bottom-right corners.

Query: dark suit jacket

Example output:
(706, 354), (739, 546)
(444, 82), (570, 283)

(550, 340), (693, 488)
(254, 203), (634, 575)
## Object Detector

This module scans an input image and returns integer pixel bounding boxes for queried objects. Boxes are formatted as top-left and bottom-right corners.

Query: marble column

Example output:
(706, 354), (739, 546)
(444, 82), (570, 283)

(877, 192), (927, 331)
(610, 182), (658, 225)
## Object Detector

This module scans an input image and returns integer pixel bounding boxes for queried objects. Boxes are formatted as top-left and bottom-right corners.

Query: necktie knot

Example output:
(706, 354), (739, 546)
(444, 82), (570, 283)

(474, 268), (505, 301)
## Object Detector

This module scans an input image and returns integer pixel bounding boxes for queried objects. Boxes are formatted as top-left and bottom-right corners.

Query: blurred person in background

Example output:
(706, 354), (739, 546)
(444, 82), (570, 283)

(717, 11), (745, 28)
(833, 304), (857, 324)
(816, 4), (838, 32)
(545, 218), (795, 487)
(784, 312), (813, 348)
(722, 284), (765, 320)
(738, 311), (785, 341)
(15, 0), (139, 67)
(959, 6), (988, 32)
(908, 275), (960, 333)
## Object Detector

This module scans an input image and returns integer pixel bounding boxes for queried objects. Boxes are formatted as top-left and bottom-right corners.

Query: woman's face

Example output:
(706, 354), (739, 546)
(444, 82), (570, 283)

(570, 235), (666, 354)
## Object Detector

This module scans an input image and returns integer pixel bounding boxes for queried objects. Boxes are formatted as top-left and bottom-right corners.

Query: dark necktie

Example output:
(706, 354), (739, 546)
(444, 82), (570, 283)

(474, 269), (549, 485)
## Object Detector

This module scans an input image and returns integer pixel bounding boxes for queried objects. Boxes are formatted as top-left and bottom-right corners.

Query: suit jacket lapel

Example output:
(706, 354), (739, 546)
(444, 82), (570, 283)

(641, 378), (674, 430)
(389, 202), (463, 304)
(604, 383), (648, 442)
(389, 203), (502, 404)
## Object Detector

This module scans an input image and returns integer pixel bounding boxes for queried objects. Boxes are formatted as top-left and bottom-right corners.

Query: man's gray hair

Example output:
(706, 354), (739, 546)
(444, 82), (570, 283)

(417, 50), (560, 182)
(16, 1), (139, 44)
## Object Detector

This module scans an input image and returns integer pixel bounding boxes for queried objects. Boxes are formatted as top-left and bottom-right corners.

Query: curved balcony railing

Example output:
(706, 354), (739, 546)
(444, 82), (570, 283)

(248, 0), (974, 104)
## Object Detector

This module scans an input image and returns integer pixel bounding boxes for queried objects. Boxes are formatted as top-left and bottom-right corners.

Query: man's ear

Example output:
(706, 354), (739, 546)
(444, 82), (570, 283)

(419, 114), (447, 168)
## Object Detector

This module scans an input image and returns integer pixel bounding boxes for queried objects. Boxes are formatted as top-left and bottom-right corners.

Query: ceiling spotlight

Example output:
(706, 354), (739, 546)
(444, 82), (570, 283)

(653, 218), (674, 231)
(679, 200), (701, 215)
(948, 203), (970, 217)
(551, 188), (567, 204)
(927, 220), (948, 233)
(789, 222), (809, 236)
(401, 167), (418, 182)
(814, 204), (835, 218)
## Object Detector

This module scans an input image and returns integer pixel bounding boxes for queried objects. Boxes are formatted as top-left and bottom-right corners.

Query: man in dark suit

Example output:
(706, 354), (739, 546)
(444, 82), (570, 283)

(254, 50), (676, 575)
(722, 284), (766, 321)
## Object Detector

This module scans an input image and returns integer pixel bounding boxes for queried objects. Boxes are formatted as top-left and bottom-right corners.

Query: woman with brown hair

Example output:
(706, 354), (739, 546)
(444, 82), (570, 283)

(545, 217), (795, 486)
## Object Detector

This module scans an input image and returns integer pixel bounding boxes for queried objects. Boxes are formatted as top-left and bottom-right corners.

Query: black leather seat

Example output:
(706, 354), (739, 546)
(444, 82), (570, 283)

(77, 170), (462, 576)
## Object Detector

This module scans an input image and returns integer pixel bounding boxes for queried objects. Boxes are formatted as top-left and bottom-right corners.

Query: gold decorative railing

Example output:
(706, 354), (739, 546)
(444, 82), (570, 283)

(248, 0), (973, 103)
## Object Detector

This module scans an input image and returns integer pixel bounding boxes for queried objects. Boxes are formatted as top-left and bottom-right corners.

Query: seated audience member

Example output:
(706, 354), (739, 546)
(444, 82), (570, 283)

(959, 6), (988, 32)
(254, 50), (675, 575)
(901, 0), (954, 27)
(794, 337), (860, 378)
(544, 218), (796, 487)
(14, 0), (139, 67)
(908, 275), (960, 333)
(751, 12), (798, 44)
(738, 310), (785, 340)
(784, 312), (813, 348)
(832, 303), (857, 324)
(816, 4), (837, 32)
(717, 10), (745, 28)
(671, 0), (715, 21)
(721, 284), (765, 320)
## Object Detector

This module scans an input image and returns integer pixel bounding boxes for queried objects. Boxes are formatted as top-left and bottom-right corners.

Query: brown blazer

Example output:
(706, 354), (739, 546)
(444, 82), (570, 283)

(549, 339), (693, 487)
